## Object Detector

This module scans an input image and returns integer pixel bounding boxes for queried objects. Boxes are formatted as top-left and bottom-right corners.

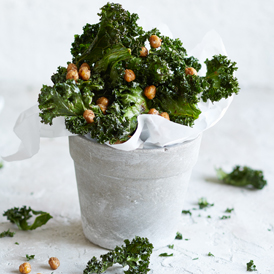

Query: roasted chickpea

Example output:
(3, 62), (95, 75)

(124, 69), (135, 82)
(96, 97), (109, 106)
(67, 63), (77, 71)
(79, 66), (91, 81)
(19, 262), (31, 274)
(149, 35), (162, 48)
(48, 257), (60, 270)
(83, 109), (95, 123)
(80, 62), (90, 70)
(66, 69), (79, 81)
(159, 112), (170, 120)
(98, 104), (107, 114)
(144, 85), (156, 100)
(139, 47), (148, 57)
(185, 67), (197, 76)
(148, 108), (159, 115)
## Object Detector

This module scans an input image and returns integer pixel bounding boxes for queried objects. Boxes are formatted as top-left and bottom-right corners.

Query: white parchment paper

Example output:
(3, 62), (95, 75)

(3, 30), (233, 161)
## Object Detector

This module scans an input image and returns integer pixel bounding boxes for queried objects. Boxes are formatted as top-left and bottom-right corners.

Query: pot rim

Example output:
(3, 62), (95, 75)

(69, 133), (202, 154)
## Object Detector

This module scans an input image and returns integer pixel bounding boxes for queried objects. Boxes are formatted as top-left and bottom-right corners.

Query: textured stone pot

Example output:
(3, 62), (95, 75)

(69, 135), (202, 249)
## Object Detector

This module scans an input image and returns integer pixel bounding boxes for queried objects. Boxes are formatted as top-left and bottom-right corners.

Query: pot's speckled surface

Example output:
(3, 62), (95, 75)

(69, 135), (202, 249)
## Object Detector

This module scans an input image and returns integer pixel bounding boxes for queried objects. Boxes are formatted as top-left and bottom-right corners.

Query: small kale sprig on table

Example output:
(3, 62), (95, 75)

(83, 236), (153, 274)
(38, 2), (240, 144)
(216, 165), (267, 189)
(3, 206), (52, 230)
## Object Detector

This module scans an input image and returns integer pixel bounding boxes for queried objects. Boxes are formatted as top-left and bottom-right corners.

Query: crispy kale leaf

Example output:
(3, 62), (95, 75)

(216, 166), (267, 189)
(201, 54), (240, 102)
(3, 206), (52, 230)
(66, 83), (148, 144)
(38, 80), (96, 125)
(83, 236), (153, 274)
(51, 66), (67, 84)
(73, 3), (145, 66)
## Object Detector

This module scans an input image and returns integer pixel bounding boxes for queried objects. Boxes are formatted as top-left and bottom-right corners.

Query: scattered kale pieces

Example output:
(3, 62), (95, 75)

(167, 244), (174, 249)
(182, 210), (192, 216)
(216, 166), (267, 190)
(192, 257), (199, 260)
(0, 229), (15, 238)
(26, 254), (35, 261)
(175, 232), (183, 240)
(38, 2), (240, 144)
(15, 242), (19, 245)
(3, 206), (52, 230)
(207, 215), (211, 218)
(198, 197), (214, 209)
(225, 208), (234, 213)
(208, 252), (214, 257)
(246, 260), (257, 271)
(220, 215), (231, 220)
(83, 236), (153, 274)
(159, 253), (173, 257)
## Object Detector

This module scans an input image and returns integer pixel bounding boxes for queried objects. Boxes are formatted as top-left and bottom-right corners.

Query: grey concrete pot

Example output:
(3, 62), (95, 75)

(69, 135), (202, 249)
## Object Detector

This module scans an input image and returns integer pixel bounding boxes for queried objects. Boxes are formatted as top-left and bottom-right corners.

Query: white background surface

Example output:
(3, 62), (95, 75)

(0, 1), (274, 273)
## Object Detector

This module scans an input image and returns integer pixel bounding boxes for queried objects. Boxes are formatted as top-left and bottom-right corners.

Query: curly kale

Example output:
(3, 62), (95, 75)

(216, 166), (267, 189)
(3, 206), (52, 230)
(83, 236), (153, 274)
(38, 2), (240, 144)
(201, 54), (240, 102)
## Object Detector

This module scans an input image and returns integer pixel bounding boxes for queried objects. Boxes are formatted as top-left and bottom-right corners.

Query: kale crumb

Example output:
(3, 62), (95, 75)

(167, 244), (174, 249)
(225, 208), (234, 213)
(198, 197), (214, 209)
(159, 253), (173, 257)
(0, 229), (15, 238)
(246, 260), (257, 271)
(220, 215), (231, 220)
(208, 252), (214, 257)
(182, 210), (192, 216)
(175, 232), (183, 240)
(26, 254), (35, 261)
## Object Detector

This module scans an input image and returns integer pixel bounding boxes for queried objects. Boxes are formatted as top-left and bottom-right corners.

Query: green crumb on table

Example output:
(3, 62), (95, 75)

(15, 242), (19, 245)
(192, 257), (199, 260)
(0, 161), (3, 168)
(198, 197), (214, 209)
(167, 244), (174, 249)
(159, 253), (173, 257)
(246, 260), (257, 271)
(208, 252), (214, 257)
(175, 232), (183, 240)
(0, 229), (15, 238)
(225, 208), (234, 213)
(26, 254), (35, 261)
(184, 238), (190, 241)
(182, 210), (192, 216)
(207, 215), (211, 218)
(220, 215), (231, 220)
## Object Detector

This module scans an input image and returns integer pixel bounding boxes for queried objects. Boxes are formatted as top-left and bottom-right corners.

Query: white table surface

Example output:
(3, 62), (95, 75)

(0, 84), (273, 274)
